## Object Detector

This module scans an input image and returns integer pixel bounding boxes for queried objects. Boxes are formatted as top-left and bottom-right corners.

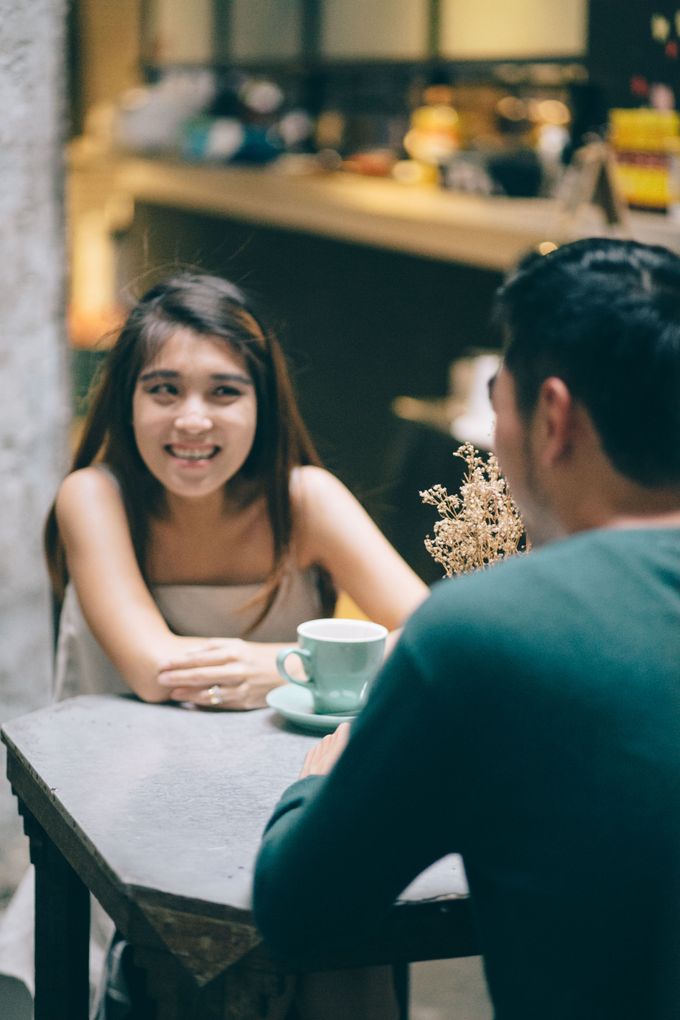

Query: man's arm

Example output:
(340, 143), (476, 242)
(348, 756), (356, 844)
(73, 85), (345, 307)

(253, 636), (457, 963)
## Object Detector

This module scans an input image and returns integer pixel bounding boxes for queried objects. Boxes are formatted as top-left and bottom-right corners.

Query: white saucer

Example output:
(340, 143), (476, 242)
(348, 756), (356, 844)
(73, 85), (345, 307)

(266, 684), (357, 734)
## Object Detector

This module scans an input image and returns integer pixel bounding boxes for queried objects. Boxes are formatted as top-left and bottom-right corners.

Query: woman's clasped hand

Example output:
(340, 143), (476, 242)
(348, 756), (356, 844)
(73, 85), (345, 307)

(157, 638), (289, 710)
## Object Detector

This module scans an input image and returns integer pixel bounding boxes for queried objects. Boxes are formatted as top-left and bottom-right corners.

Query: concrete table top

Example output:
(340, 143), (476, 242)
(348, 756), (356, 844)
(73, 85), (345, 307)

(3, 694), (468, 915)
(2, 694), (475, 1017)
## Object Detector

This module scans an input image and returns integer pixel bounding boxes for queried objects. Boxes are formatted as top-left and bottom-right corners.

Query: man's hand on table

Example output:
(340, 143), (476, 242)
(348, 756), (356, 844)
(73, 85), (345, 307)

(296, 629), (401, 779)
(299, 722), (351, 778)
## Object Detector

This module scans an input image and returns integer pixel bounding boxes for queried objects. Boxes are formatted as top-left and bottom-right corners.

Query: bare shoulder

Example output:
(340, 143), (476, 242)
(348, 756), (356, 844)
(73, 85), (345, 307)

(57, 465), (121, 507)
(289, 465), (427, 624)
(56, 466), (125, 531)
(290, 465), (372, 569)
(290, 465), (352, 509)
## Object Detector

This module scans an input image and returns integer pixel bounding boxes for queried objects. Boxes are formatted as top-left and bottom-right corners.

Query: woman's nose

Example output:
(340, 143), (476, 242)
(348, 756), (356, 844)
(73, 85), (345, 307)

(174, 406), (213, 433)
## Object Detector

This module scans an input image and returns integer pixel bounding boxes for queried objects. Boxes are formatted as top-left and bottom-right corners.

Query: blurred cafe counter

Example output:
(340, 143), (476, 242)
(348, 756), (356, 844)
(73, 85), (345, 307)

(68, 147), (680, 579)
(70, 147), (680, 275)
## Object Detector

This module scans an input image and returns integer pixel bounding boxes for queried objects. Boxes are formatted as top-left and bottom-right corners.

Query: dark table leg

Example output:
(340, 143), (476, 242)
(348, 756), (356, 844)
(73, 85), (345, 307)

(394, 962), (410, 1020)
(21, 803), (90, 1020)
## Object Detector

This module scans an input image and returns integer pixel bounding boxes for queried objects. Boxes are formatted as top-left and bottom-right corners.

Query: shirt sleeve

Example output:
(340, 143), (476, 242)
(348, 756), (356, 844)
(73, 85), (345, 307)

(253, 637), (459, 962)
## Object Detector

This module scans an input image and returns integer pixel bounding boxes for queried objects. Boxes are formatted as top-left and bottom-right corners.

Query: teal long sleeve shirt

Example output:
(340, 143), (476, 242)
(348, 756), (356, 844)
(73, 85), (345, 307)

(254, 528), (680, 1020)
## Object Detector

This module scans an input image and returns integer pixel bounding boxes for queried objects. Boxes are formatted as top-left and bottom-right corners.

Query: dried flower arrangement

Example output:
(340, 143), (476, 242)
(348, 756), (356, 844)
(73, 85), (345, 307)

(421, 442), (529, 577)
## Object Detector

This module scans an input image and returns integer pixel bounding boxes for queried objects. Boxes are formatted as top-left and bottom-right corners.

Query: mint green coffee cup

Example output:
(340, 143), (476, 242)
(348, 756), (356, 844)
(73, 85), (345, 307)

(276, 618), (387, 715)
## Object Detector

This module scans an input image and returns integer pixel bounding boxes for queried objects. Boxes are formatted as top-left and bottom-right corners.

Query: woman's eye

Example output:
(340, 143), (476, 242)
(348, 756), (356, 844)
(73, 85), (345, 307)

(213, 386), (242, 399)
(144, 383), (179, 399)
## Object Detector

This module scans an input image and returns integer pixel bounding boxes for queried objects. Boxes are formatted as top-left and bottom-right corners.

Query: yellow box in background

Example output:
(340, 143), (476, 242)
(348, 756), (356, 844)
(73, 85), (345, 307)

(609, 108), (680, 211)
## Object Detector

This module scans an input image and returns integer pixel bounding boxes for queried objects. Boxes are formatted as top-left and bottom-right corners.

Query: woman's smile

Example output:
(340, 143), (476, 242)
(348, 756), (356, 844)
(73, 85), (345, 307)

(165, 443), (221, 463)
(132, 329), (257, 498)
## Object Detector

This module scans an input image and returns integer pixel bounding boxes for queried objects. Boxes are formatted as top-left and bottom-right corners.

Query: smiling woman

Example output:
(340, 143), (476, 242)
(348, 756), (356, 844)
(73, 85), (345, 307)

(44, 273), (427, 710)
(10, 272), (429, 1018)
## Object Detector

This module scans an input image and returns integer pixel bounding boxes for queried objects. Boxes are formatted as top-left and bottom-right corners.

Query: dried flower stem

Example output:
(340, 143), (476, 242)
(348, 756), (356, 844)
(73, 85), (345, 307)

(421, 443), (529, 577)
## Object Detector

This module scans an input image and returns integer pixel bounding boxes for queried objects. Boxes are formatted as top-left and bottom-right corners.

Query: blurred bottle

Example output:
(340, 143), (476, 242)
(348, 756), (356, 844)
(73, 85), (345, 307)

(401, 83), (460, 186)
(609, 108), (680, 212)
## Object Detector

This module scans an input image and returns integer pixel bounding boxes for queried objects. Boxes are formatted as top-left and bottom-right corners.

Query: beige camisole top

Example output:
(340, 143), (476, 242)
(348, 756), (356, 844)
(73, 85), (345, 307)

(53, 462), (324, 701)
(54, 569), (323, 702)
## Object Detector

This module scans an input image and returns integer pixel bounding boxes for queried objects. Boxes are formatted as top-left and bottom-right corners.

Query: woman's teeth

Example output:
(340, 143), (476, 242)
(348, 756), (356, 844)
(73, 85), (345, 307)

(167, 445), (218, 460)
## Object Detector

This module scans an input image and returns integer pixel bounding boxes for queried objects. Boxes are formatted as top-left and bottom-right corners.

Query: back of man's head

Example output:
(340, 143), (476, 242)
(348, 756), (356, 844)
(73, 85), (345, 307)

(496, 238), (680, 487)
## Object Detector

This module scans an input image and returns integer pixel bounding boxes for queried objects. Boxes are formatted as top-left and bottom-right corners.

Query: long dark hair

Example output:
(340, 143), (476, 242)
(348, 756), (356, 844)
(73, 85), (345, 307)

(45, 273), (336, 628)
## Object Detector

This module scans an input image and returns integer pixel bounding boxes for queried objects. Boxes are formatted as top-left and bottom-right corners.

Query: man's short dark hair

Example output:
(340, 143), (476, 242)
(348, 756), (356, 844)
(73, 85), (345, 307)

(495, 237), (680, 487)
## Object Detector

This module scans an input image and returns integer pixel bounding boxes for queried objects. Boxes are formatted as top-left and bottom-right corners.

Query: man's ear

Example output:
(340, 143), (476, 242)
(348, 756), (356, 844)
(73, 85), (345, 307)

(533, 377), (575, 467)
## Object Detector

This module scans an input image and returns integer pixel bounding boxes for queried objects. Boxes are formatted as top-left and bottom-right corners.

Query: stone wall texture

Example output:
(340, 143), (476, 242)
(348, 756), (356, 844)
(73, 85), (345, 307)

(0, 0), (68, 896)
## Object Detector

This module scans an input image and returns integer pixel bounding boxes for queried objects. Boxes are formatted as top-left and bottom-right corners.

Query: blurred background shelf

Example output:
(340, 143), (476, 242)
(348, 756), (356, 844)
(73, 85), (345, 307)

(71, 150), (680, 271)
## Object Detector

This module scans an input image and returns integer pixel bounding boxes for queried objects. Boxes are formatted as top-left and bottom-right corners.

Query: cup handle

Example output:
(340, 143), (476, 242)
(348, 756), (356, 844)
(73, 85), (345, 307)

(276, 647), (313, 688)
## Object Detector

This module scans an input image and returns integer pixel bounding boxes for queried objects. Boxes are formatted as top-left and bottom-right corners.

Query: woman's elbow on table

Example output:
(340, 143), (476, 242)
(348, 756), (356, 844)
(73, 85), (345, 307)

(112, 639), (198, 704)
(115, 662), (171, 705)
(134, 683), (170, 705)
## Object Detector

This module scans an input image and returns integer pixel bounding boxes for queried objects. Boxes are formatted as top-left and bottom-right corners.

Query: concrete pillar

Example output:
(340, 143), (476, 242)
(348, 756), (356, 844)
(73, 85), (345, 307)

(0, 0), (69, 895)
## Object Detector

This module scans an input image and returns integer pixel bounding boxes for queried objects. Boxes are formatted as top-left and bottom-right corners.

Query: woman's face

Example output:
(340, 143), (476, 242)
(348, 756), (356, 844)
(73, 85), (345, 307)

(132, 329), (258, 502)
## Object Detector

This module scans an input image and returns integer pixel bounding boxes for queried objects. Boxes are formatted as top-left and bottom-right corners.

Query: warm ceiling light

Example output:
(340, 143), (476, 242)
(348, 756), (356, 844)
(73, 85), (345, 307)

(496, 96), (528, 122)
(534, 99), (571, 126)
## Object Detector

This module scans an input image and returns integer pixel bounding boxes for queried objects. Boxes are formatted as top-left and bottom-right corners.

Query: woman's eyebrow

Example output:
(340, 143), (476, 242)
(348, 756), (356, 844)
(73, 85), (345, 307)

(138, 369), (252, 385)
(211, 372), (253, 386)
(138, 369), (180, 382)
